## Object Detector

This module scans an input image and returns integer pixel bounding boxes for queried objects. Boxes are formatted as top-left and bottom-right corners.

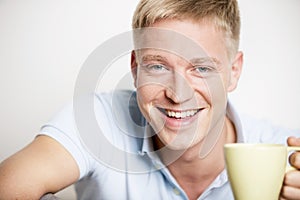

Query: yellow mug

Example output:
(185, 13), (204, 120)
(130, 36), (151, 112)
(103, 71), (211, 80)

(224, 143), (300, 200)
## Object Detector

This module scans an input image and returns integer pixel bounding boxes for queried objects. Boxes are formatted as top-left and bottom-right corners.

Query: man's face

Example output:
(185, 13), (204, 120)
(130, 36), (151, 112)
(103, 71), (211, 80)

(131, 19), (242, 151)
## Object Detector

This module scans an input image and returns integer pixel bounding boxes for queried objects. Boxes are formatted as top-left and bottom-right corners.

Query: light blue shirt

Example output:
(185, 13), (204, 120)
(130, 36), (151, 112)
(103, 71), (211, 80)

(40, 90), (297, 200)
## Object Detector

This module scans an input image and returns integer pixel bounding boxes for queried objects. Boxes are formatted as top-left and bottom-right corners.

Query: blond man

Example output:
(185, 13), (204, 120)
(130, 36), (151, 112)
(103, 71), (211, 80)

(0, 0), (299, 199)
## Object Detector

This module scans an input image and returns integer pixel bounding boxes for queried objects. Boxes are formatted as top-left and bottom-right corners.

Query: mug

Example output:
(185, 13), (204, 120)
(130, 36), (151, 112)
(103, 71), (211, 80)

(224, 143), (300, 200)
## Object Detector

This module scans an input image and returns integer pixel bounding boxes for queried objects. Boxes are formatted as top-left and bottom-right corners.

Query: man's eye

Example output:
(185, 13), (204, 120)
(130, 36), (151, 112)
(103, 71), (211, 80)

(148, 64), (168, 71)
(195, 66), (211, 73)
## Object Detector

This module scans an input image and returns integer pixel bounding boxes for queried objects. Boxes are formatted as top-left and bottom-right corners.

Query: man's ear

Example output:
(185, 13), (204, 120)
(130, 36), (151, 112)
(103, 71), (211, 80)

(227, 51), (243, 92)
(131, 50), (138, 88)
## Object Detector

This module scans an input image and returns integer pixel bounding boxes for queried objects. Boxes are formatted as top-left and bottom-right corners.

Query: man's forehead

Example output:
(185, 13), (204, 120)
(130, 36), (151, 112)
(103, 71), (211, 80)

(133, 28), (207, 61)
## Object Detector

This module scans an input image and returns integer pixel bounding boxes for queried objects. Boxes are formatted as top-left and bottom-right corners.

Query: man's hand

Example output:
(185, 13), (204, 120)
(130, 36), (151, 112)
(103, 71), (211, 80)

(280, 136), (300, 200)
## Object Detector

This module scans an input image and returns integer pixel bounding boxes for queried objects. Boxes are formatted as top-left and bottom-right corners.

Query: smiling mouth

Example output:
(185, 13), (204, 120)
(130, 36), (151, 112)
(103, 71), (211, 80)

(158, 107), (202, 119)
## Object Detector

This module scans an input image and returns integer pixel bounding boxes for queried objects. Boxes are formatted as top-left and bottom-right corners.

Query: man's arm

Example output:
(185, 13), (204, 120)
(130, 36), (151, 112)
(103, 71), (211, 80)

(0, 135), (79, 200)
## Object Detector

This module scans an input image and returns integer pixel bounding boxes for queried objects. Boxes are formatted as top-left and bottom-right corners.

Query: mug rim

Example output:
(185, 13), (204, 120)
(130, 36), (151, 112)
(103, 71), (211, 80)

(224, 143), (285, 149)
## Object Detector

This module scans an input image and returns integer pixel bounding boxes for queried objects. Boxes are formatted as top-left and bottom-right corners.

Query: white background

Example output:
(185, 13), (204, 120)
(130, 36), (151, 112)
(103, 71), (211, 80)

(0, 0), (299, 198)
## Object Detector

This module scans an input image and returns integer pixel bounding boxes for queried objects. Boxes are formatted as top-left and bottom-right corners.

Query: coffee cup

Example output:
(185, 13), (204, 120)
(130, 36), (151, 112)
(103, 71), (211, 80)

(224, 143), (300, 200)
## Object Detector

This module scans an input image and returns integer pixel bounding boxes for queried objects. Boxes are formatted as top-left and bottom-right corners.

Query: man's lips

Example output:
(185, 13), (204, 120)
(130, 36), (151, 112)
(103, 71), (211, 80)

(157, 107), (203, 119)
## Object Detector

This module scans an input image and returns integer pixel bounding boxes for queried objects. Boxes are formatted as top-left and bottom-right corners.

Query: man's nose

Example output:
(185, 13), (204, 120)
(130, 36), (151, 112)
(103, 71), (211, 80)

(165, 72), (194, 104)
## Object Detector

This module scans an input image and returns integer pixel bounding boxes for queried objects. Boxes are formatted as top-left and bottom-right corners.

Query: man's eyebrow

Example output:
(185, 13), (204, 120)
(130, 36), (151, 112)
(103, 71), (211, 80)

(140, 55), (221, 66)
(190, 57), (221, 66)
(141, 55), (168, 63)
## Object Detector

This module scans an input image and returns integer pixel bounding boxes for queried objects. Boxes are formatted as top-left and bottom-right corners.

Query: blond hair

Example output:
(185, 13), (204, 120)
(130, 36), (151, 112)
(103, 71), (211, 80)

(132, 0), (241, 59)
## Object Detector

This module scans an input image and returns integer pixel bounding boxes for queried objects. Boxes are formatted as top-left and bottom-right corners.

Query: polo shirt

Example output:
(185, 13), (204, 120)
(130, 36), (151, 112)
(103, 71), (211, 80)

(40, 90), (296, 200)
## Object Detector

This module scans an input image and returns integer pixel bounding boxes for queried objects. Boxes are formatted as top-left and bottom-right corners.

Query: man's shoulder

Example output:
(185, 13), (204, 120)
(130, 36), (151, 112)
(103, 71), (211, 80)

(93, 89), (146, 147)
(94, 90), (138, 110)
(95, 90), (136, 101)
(239, 113), (296, 144)
(94, 89), (143, 125)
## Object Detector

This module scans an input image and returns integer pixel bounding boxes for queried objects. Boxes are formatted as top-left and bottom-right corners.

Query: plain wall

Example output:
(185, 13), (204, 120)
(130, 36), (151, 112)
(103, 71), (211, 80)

(0, 0), (299, 199)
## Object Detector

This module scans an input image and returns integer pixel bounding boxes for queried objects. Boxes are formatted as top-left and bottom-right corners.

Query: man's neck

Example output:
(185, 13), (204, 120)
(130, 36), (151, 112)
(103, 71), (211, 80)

(156, 116), (236, 200)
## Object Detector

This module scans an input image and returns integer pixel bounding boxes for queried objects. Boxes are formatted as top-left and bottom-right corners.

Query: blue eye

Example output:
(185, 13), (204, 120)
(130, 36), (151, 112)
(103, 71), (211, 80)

(148, 64), (168, 72)
(195, 66), (210, 73)
(151, 65), (165, 70)
(191, 65), (216, 77)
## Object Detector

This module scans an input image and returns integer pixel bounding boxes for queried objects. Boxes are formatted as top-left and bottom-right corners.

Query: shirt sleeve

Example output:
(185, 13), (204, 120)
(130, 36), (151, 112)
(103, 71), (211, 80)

(39, 101), (95, 180)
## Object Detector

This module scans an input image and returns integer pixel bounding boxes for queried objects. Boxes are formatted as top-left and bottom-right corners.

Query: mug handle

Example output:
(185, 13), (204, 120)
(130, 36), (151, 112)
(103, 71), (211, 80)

(286, 146), (300, 172)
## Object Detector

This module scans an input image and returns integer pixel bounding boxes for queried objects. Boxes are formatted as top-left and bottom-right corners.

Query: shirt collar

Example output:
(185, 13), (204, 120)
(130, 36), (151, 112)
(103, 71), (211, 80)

(226, 101), (245, 143)
(140, 124), (155, 155)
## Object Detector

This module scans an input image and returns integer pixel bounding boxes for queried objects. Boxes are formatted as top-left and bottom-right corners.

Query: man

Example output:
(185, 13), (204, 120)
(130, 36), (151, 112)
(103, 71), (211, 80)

(0, 0), (299, 199)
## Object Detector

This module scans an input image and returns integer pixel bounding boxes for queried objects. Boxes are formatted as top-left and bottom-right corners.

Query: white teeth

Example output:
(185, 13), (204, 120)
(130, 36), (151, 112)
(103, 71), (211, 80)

(171, 111), (175, 117)
(165, 109), (199, 119)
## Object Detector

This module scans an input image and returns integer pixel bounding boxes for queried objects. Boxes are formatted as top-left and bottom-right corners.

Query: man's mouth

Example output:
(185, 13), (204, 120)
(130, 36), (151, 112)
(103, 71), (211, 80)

(158, 108), (202, 119)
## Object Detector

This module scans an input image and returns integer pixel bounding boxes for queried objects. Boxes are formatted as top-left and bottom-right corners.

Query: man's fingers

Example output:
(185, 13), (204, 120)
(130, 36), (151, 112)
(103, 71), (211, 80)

(284, 170), (300, 188)
(281, 185), (300, 200)
(287, 137), (300, 147)
(289, 152), (300, 169)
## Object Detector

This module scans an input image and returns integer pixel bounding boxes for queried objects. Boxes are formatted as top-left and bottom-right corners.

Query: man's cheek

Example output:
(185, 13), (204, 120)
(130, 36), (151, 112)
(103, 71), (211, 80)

(206, 75), (227, 106)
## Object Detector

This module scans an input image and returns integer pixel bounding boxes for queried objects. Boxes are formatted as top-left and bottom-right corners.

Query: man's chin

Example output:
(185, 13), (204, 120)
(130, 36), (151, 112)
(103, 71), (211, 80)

(158, 135), (198, 151)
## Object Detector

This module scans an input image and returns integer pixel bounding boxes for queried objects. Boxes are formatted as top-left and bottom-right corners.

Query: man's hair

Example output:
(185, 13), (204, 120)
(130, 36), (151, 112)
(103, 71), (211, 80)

(132, 0), (241, 59)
